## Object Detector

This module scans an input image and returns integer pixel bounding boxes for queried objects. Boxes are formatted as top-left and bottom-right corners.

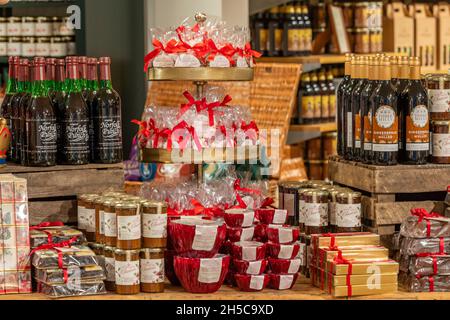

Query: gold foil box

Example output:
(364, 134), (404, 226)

(312, 232), (380, 250)
(328, 259), (399, 275)
(332, 282), (398, 298)
(316, 246), (390, 269)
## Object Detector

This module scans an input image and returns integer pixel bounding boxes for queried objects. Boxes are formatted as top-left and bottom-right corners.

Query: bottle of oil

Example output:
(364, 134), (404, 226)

(397, 56), (410, 157)
(300, 73), (314, 124)
(337, 53), (353, 156)
(268, 6), (284, 57)
(253, 11), (269, 56)
(370, 57), (399, 165)
(390, 56), (400, 89)
(399, 57), (429, 164)
(295, 1), (305, 55)
(326, 69), (336, 123)
(319, 70), (329, 123)
(301, 2), (312, 55)
(310, 72), (322, 123)
(343, 56), (359, 160)
(283, 2), (301, 56)
(360, 56), (377, 164)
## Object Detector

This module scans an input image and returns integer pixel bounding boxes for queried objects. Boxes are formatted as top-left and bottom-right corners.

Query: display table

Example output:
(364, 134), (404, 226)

(0, 278), (448, 300)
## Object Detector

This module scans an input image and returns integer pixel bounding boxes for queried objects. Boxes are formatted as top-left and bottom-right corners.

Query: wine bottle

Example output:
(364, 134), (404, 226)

(92, 57), (123, 164)
(45, 58), (56, 95)
(326, 69), (336, 123)
(10, 59), (30, 163)
(370, 57), (399, 166)
(343, 56), (359, 160)
(79, 56), (88, 98)
(1, 56), (19, 159)
(351, 56), (369, 162)
(283, 2), (301, 57)
(268, 6), (284, 57)
(86, 57), (99, 162)
(400, 57), (429, 164)
(26, 57), (57, 167)
(390, 56), (399, 89)
(300, 73), (314, 124)
(60, 56), (90, 165)
(20, 61), (33, 166)
(311, 72), (322, 124)
(301, 2), (312, 55)
(397, 56), (410, 159)
(50, 59), (67, 163)
(337, 53), (353, 157)
(319, 70), (330, 122)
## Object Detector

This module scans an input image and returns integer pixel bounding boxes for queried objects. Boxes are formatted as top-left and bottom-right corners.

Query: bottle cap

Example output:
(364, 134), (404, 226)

(99, 57), (112, 64)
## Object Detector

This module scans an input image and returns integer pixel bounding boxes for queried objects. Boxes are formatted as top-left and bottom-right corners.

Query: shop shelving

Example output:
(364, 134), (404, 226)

(287, 122), (337, 144)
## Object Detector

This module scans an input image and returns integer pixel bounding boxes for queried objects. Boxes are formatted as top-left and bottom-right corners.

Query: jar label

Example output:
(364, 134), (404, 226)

(274, 28), (283, 51)
(288, 259), (301, 274)
(77, 206), (87, 230)
(246, 260), (262, 275)
(321, 95), (330, 119)
(278, 229), (293, 244)
(314, 96), (322, 119)
(142, 213), (167, 239)
(192, 225), (217, 251)
(242, 246), (257, 261)
(284, 193), (295, 217)
(99, 210), (105, 235)
(115, 260), (139, 286)
(140, 258), (164, 284)
(406, 105), (430, 151)
(198, 257), (222, 283)
(299, 200), (305, 223)
(304, 203), (328, 227)
(354, 113), (361, 148)
(301, 96), (314, 119)
(279, 275), (294, 290)
(242, 211), (255, 227)
(373, 105), (398, 151)
(336, 203), (362, 228)
(85, 208), (96, 233)
(287, 29), (301, 51)
(117, 215), (141, 240)
(273, 209), (287, 224)
(278, 244), (294, 259)
(103, 211), (117, 237)
(328, 202), (336, 225)
(432, 133), (450, 157)
(249, 275), (264, 290)
(347, 112), (353, 146)
(428, 89), (450, 113)
(240, 227), (255, 241)
(104, 257), (115, 282)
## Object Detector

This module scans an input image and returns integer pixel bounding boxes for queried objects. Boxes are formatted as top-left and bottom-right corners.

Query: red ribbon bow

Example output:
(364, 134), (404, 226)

(179, 91), (205, 118)
(411, 208), (443, 237)
(190, 199), (225, 218)
(207, 39), (237, 65)
(333, 250), (353, 297)
(30, 221), (65, 246)
(199, 95), (232, 126)
(30, 236), (80, 270)
(241, 121), (259, 144)
(131, 119), (152, 147)
(237, 42), (262, 61)
(219, 126), (235, 147)
(233, 179), (262, 209)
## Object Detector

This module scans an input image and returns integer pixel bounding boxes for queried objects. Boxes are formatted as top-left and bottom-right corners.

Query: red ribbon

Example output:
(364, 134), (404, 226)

(207, 39), (237, 65)
(333, 250), (353, 297)
(30, 221), (65, 246)
(219, 126), (235, 147)
(200, 95), (232, 126)
(236, 42), (262, 61)
(152, 126), (172, 151)
(411, 208), (443, 237)
(131, 119), (152, 146)
(190, 199), (225, 218)
(429, 276), (435, 292)
(233, 179), (262, 209)
(30, 236), (79, 269)
(260, 197), (275, 208)
(179, 91), (205, 118)
(143, 39), (183, 71)
(241, 121), (259, 144)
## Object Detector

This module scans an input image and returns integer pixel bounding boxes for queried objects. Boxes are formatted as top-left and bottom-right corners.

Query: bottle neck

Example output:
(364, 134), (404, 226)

(6, 63), (18, 94)
(87, 65), (99, 91)
(344, 61), (351, 77)
(410, 65), (421, 80)
(399, 65), (410, 80)
(66, 64), (82, 93)
(100, 63), (113, 89)
(55, 65), (66, 91)
(380, 65), (391, 82)
(32, 65), (47, 98)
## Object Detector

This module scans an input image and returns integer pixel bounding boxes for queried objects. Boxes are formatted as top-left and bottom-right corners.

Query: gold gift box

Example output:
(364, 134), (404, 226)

(312, 233), (380, 250)
(328, 259), (399, 275)
(316, 246), (389, 269)
(331, 282), (398, 298)
(330, 273), (398, 287)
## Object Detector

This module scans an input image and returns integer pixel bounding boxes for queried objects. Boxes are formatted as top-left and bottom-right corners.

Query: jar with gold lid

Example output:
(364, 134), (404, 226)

(114, 249), (140, 295)
(7, 17), (21, 36)
(140, 248), (165, 293)
(304, 189), (329, 235)
(35, 16), (53, 36)
(104, 200), (121, 247)
(0, 17), (7, 36)
(7, 37), (22, 56)
(353, 28), (370, 54)
(142, 201), (167, 248)
(84, 195), (99, 242)
(35, 37), (51, 56)
(335, 191), (362, 233)
(94, 197), (108, 244)
(50, 36), (67, 57)
(104, 246), (116, 292)
(116, 202), (141, 250)
(0, 36), (7, 56)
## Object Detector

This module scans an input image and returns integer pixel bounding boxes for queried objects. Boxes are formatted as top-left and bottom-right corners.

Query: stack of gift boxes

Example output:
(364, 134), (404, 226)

(0, 175), (32, 295)
(396, 209), (450, 292)
(29, 225), (107, 298)
(309, 233), (399, 298)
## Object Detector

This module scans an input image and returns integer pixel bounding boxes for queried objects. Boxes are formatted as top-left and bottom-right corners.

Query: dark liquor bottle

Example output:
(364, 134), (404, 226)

(86, 57), (99, 162)
(326, 69), (336, 122)
(283, 2), (302, 56)
(253, 11), (269, 56)
(50, 59), (67, 162)
(60, 57), (90, 165)
(343, 56), (359, 160)
(319, 70), (329, 122)
(1, 56), (19, 159)
(390, 56), (399, 89)
(400, 57), (429, 164)
(268, 6), (284, 57)
(397, 56), (410, 159)
(20, 61), (33, 166)
(337, 53), (353, 156)
(295, 1), (305, 55)
(26, 57), (57, 167)
(351, 56), (369, 162)
(79, 56), (89, 99)
(370, 57), (399, 166)
(45, 58), (56, 95)
(10, 59), (30, 163)
(310, 72), (322, 124)
(92, 57), (123, 164)
(360, 56), (378, 164)
(300, 73), (314, 124)
(301, 2), (312, 55)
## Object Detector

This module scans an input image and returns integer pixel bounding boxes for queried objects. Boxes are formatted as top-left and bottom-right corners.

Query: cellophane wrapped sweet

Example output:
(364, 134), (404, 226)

(174, 254), (230, 293)
(400, 215), (450, 238)
(30, 226), (86, 249)
(32, 246), (100, 269)
(268, 273), (299, 290)
(255, 209), (288, 225)
(35, 265), (105, 285)
(232, 259), (267, 275)
(400, 274), (450, 292)
(407, 255), (450, 276)
(234, 274), (269, 292)
(224, 209), (255, 228)
(400, 237), (450, 256)
(227, 226), (255, 242)
(168, 219), (227, 258)
(37, 281), (106, 299)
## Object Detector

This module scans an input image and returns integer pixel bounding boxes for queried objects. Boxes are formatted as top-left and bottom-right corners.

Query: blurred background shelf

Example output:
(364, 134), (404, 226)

(287, 122), (337, 144)
(2, 1), (77, 8)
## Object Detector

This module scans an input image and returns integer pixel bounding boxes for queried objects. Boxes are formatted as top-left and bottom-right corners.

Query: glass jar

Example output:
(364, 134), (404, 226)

(304, 189), (329, 235)
(346, 28), (355, 51)
(35, 37), (51, 56)
(65, 36), (76, 55)
(283, 182), (302, 226)
(7, 37), (22, 56)
(7, 17), (21, 36)
(354, 2), (370, 28)
(89, 242), (105, 269)
(51, 17), (62, 36)
(95, 197), (106, 244)
(370, 28), (382, 53)
(426, 74), (450, 120)
(368, 2), (383, 29)
(84, 195), (99, 242)
(431, 120), (450, 164)
(0, 36), (7, 57)
(114, 249), (140, 295)
(298, 188), (311, 233)
(104, 246), (116, 292)
(116, 202), (141, 250)
(77, 194), (88, 233)
(50, 36), (67, 57)
(142, 201), (167, 249)
(0, 17), (7, 36)
(328, 189), (342, 233)
(21, 17), (36, 36)
(335, 191), (362, 233)
(35, 17), (53, 36)
(60, 17), (76, 36)
(140, 248), (165, 293)
(21, 36), (36, 57)
(353, 28), (370, 54)
(104, 200), (121, 247)
(278, 182), (286, 210)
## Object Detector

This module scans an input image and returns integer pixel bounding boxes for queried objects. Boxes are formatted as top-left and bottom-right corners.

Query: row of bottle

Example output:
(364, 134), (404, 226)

(295, 68), (336, 124)
(1, 55), (123, 167)
(337, 53), (429, 165)
(251, 1), (313, 57)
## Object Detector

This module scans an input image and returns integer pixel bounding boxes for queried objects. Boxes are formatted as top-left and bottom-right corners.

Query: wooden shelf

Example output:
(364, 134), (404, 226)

(1, 1), (77, 8)
(290, 122), (337, 133)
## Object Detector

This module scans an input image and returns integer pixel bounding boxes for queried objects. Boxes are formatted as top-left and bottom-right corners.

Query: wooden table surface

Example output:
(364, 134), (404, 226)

(0, 278), (449, 300)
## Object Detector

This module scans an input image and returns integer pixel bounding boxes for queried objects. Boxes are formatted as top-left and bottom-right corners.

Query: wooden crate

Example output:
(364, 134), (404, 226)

(0, 163), (124, 225)
(329, 156), (448, 245)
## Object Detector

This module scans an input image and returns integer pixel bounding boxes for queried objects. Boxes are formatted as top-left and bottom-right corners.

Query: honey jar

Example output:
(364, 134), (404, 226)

(116, 202), (141, 250)
(426, 74), (450, 120)
(335, 191), (362, 233)
(104, 246), (116, 292)
(104, 200), (121, 247)
(142, 201), (168, 249)
(304, 189), (329, 235)
(114, 249), (140, 295)
(140, 248), (165, 293)
(431, 120), (450, 164)
(84, 195), (99, 242)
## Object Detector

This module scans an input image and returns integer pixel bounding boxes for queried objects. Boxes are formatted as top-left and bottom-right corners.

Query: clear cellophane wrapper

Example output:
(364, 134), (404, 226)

(408, 255), (450, 276)
(400, 237), (450, 256)
(266, 226), (300, 244)
(174, 254), (230, 293)
(400, 216), (450, 238)
(231, 241), (266, 261)
(223, 209), (255, 228)
(37, 280), (106, 298)
(34, 265), (106, 285)
(32, 246), (100, 269)
(400, 274), (450, 292)
(30, 227), (86, 249)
